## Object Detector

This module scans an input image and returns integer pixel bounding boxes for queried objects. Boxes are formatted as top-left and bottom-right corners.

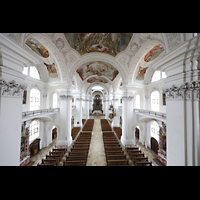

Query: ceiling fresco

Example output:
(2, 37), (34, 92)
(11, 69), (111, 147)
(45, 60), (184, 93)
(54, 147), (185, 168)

(26, 38), (49, 58)
(76, 61), (119, 81)
(64, 33), (133, 57)
(43, 63), (58, 78)
(136, 66), (149, 80)
(87, 76), (108, 84)
(144, 44), (164, 62)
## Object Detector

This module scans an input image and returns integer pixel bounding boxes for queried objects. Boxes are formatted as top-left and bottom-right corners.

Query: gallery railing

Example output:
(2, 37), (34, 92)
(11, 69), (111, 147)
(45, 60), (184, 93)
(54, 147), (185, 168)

(134, 109), (166, 119)
(22, 108), (60, 118)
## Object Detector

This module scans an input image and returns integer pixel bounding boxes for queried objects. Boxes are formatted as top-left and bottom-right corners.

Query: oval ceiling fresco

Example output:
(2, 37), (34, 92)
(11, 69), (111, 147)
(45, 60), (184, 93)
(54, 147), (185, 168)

(26, 38), (49, 58)
(64, 33), (133, 57)
(76, 61), (119, 81)
(144, 44), (164, 62)
(87, 76), (108, 84)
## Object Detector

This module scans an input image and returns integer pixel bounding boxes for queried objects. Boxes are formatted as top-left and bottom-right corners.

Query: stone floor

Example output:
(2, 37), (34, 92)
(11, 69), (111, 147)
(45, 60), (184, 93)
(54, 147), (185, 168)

(30, 116), (158, 166)
(86, 116), (107, 166)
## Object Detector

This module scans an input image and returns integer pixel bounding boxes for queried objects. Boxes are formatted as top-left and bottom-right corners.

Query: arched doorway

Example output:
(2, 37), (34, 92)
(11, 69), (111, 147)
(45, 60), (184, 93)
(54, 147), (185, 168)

(150, 120), (159, 154)
(151, 137), (159, 154)
(52, 126), (57, 140)
(135, 126), (140, 139)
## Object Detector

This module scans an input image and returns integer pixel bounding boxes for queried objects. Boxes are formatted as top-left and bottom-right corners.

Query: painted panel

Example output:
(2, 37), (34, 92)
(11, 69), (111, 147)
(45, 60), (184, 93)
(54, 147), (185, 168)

(76, 61), (119, 81)
(64, 33), (133, 57)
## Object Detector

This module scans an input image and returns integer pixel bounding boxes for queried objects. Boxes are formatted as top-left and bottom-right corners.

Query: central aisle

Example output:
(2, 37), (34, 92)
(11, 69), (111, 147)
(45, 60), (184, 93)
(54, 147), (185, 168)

(86, 117), (107, 166)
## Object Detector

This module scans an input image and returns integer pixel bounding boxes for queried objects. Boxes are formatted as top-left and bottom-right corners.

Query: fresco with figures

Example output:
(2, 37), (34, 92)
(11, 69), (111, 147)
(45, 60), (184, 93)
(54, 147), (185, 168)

(136, 66), (149, 80)
(76, 61), (119, 81)
(43, 63), (58, 78)
(87, 76), (109, 84)
(26, 38), (49, 58)
(64, 33), (133, 57)
(144, 44), (164, 62)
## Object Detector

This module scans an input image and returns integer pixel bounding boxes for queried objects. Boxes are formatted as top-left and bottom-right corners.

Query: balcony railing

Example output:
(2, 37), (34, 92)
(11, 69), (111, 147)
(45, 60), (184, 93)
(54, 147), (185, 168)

(134, 109), (166, 119)
(22, 108), (60, 118)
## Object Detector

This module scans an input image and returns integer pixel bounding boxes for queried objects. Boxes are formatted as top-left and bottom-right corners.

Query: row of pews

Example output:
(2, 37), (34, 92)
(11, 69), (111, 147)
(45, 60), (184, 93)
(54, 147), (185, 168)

(37, 147), (67, 166)
(113, 127), (122, 139)
(103, 131), (130, 166)
(101, 119), (112, 131)
(71, 127), (81, 139)
(82, 119), (94, 131)
(63, 132), (92, 166)
(126, 147), (152, 166)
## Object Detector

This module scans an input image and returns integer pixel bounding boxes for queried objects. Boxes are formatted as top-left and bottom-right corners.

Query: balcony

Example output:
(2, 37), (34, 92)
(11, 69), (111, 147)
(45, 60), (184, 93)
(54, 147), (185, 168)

(134, 109), (166, 122)
(22, 108), (60, 121)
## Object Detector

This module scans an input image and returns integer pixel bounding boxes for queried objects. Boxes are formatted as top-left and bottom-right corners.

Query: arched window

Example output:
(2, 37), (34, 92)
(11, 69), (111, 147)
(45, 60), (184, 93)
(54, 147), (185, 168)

(151, 90), (159, 111)
(151, 120), (159, 141)
(30, 88), (40, 111)
(30, 66), (40, 80)
(152, 71), (161, 82)
(152, 71), (167, 82)
(135, 94), (140, 109)
(29, 120), (39, 142)
(53, 93), (58, 108)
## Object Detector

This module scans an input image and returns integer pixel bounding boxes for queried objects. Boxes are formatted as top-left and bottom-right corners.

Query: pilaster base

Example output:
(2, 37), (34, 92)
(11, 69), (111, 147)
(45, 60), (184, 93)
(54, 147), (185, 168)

(57, 137), (72, 147)
(120, 137), (135, 147)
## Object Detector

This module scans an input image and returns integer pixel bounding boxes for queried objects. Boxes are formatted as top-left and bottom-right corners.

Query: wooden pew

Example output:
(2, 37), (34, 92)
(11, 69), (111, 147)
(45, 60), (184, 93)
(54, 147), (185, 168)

(106, 155), (127, 160)
(46, 155), (62, 161)
(107, 159), (129, 166)
(132, 157), (148, 165)
(104, 147), (122, 151)
(63, 160), (86, 166)
(66, 155), (88, 161)
(104, 144), (121, 147)
(130, 153), (145, 158)
(42, 158), (59, 165)
(52, 148), (67, 153)
(105, 150), (125, 155)
(68, 151), (89, 156)
(49, 151), (65, 156)
(37, 163), (56, 166)
(135, 161), (152, 166)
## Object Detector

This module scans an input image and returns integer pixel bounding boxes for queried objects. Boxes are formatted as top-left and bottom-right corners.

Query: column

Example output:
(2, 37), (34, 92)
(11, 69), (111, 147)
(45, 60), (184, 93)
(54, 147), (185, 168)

(58, 92), (72, 147)
(74, 96), (82, 127)
(112, 94), (120, 127)
(120, 86), (135, 147)
(165, 81), (200, 166)
(0, 77), (26, 165)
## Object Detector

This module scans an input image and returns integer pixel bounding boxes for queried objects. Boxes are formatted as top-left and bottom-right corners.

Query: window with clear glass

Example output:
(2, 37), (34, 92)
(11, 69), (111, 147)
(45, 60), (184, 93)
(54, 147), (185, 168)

(151, 120), (159, 141)
(22, 67), (28, 75)
(30, 66), (40, 80)
(29, 120), (39, 142)
(53, 93), (58, 108)
(162, 71), (167, 79)
(135, 94), (140, 109)
(151, 90), (159, 111)
(30, 88), (40, 111)
(152, 71), (161, 82)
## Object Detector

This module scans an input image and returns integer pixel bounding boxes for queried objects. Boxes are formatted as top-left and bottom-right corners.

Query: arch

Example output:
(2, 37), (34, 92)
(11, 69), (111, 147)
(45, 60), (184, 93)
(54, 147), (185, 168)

(68, 52), (126, 86)
(128, 39), (165, 84)
(86, 82), (110, 96)
(23, 33), (68, 82)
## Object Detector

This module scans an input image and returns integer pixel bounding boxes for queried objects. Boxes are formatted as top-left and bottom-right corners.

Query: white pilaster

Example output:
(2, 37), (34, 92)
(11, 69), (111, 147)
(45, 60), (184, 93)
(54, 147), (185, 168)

(58, 92), (72, 146)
